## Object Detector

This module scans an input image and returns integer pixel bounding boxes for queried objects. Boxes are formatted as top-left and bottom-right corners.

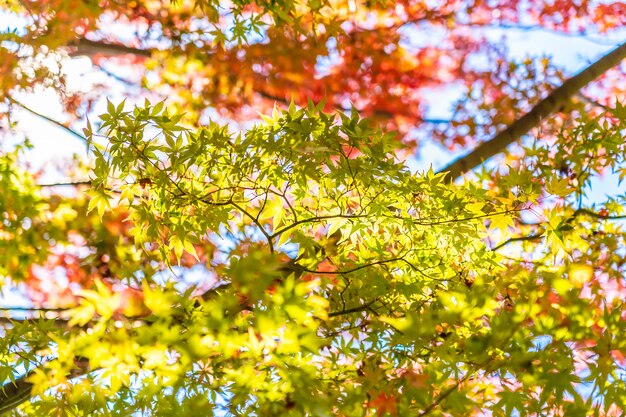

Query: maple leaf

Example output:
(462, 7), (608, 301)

(370, 392), (398, 417)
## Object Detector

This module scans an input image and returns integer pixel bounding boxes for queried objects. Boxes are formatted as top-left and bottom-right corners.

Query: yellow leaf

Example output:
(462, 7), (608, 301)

(327, 218), (345, 238)
(379, 316), (412, 332)
(569, 264), (593, 288)
(142, 282), (173, 316)
(307, 295), (329, 320)
(142, 345), (168, 369)
(68, 303), (97, 327)
(169, 235), (184, 262)
(52, 204), (77, 228)
(546, 176), (572, 197)
(77, 280), (121, 319)
(466, 202), (485, 215)
(490, 213), (514, 232)
(183, 239), (199, 261)
(553, 278), (572, 295)
(87, 190), (111, 219)
(119, 186), (136, 205)
(258, 197), (282, 221)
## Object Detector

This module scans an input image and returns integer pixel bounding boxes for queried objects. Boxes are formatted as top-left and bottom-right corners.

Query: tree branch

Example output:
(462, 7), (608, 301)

(439, 41), (626, 179)
(328, 299), (378, 318)
(492, 232), (545, 251)
(0, 358), (90, 415)
(6, 96), (87, 143)
(68, 39), (152, 58)
(0, 371), (36, 415)
(491, 208), (626, 251)
(418, 374), (470, 416)
(283, 257), (406, 275)
(0, 306), (68, 312)
(573, 208), (626, 220)
(37, 180), (92, 187)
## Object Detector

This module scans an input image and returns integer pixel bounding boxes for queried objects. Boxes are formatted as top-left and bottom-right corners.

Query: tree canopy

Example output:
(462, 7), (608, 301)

(1, 1), (626, 416)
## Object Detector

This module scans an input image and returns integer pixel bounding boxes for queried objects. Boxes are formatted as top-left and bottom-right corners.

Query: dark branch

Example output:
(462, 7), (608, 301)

(0, 372), (36, 415)
(284, 257), (405, 275)
(439, 41), (626, 179)
(573, 208), (626, 220)
(417, 377), (466, 416)
(37, 180), (92, 187)
(492, 208), (626, 251)
(0, 306), (68, 312)
(328, 299), (378, 318)
(492, 232), (545, 251)
(0, 358), (90, 415)
(68, 39), (153, 58)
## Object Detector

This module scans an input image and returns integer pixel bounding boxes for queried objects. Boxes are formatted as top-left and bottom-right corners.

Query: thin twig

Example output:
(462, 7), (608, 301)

(7, 96), (87, 143)
(492, 232), (545, 251)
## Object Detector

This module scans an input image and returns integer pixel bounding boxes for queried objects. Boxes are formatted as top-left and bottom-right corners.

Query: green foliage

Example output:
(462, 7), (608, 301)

(2, 91), (626, 415)
(1, 94), (625, 415)
(1, 0), (626, 414)
(0, 145), (49, 281)
(45, 101), (519, 415)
